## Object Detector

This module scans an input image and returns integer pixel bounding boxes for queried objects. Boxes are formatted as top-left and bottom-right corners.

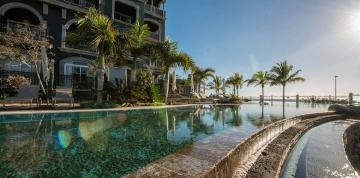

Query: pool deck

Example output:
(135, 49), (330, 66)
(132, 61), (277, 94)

(0, 103), (246, 116)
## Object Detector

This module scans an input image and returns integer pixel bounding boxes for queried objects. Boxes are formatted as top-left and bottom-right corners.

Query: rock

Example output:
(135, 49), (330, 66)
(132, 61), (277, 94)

(328, 105), (360, 116)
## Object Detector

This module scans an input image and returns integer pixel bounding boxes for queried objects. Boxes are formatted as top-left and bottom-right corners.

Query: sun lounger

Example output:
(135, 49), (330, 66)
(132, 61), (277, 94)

(2, 85), (40, 107)
(52, 87), (74, 108)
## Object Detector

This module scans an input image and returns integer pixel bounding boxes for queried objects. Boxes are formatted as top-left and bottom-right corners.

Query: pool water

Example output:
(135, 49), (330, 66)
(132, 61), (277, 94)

(0, 102), (328, 177)
(280, 121), (359, 178)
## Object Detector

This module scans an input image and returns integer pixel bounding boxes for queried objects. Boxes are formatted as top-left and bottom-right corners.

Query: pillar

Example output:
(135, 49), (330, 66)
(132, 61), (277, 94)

(349, 93), (354, 106)
(296, 94), (300, 105)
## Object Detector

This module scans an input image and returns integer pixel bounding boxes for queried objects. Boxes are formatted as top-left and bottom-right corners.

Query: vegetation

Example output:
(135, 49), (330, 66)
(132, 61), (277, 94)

(247, 71), (270, 103)
(66, 7), (117, 103)
(150, 84), (165, 104)
(268, 60), (305, 115)
(193, 67), (215, 94)
(0, 23), (51, 96)
(0, 75), (31, 98)
(226, 73), (244, 97)
(151, 39), (195, 103)
(208, 76), (222, 95)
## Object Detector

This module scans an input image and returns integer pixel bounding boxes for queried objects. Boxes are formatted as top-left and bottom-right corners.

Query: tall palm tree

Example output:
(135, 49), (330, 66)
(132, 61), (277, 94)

(268, 60), (305, 117)
(122, 21), (151, 70)
(193, 68), (215, 93)
(226, 73), (244, 97)
(208, 76), (222, 95)
(67, 8), (117, 103)
(226, 76), (236, 96)
(151, 39), (194, 103)
(247, 71), (270, 104)
(233, 73), (244, 97)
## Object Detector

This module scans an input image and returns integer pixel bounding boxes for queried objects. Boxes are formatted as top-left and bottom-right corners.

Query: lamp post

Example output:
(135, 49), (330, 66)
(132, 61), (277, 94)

(335, 75), (339, 102)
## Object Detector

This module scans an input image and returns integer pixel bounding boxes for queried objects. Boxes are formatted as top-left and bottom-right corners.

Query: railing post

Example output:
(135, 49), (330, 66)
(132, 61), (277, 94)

(349, 92), (354, 106)
(296, 94), (300, 107)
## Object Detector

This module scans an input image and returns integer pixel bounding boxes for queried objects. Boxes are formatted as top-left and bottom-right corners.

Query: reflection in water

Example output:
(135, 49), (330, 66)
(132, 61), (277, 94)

(0, 102), (329, 177)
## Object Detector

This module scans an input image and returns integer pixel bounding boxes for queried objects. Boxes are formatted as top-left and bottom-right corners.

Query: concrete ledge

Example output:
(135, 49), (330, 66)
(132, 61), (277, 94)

(244, 114), (346, 178)
(344, 122), (360, 175)
(125, 112), (335, 178)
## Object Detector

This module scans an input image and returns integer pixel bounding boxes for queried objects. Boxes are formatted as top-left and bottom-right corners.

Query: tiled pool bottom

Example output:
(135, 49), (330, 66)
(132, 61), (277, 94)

(0, 103), (329, 177)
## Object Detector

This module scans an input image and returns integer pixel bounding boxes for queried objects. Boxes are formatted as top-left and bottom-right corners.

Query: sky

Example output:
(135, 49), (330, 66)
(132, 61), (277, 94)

(165, 0), (360, 97)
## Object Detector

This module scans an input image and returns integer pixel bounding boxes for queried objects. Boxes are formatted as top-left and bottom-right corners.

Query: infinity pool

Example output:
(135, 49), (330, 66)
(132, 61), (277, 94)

(281, 121), (359, 178)
(0, 102), (328, 177)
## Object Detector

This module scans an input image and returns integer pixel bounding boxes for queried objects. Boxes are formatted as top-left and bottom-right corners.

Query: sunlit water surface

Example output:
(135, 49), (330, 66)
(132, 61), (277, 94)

(0, 102), (328, 177)
(281, 121), (359, 178)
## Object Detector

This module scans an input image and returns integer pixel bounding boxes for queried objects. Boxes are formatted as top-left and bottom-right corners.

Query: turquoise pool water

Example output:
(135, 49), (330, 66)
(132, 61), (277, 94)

(0, 102), (328, 177)
(281, 121), (359, 178)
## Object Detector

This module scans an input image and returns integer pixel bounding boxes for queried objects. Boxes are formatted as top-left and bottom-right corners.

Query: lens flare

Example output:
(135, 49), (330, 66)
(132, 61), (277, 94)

(57, 130), (72, 149)
(79, 119), (113, 141)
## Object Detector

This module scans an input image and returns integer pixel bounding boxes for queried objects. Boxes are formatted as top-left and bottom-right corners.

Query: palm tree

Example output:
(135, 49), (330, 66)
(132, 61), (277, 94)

(67, 8), (117, 103)
(233, 73), (244, 97)
(268, 60), (305, 117)
(193, 68), (215, 93)
(226, 76), (236, 96)
(247, 71), (270, 104)
(226, 73), (244, 97)
(151, 39), (194, 103)
(121, 21), (151, 70)
(208, 76), (222, 95)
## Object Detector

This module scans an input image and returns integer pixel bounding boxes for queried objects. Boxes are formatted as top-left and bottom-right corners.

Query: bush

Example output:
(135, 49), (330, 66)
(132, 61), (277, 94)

(5, 75), (31, 89)
(150, 84), (164, 104)
(1, 75), (31, 97)
(229, 95), (241, 103)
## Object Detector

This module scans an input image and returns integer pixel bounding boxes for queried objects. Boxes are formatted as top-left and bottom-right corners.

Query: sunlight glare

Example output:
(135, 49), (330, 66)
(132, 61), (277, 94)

(348, 12), (360, 33)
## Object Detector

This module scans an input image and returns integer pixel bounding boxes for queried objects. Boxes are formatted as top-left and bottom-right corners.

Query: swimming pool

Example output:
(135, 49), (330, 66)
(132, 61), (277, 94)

(0, 102), (329, 177)
(280, 121), (359, 178)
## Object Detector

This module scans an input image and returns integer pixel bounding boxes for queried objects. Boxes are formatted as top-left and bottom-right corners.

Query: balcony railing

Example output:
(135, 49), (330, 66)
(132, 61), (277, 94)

(56, 0), (98, 9)
(57, 75), (96, 90)
(0, 20), (48, 39)
(144, 4), (166, 18)
(149, 31), (160, 41)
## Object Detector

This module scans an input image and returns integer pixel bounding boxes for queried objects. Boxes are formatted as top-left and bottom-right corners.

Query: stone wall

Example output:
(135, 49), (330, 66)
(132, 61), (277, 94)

(344, 122), (360, 175)
(243, 114), (346, 178)
(205, 112), (334, 178)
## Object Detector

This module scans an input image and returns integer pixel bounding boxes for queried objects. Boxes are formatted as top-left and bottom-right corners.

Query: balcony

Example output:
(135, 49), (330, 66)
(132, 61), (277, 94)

(144, 4), (166, 18)
(56, 0), (98, 9)
(149, 31), (160, 41)
(0, 20), (48, 40)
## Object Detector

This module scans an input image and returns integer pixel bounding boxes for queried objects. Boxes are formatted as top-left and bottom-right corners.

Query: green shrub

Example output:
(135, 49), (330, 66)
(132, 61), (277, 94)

(150, 84), (164, 104)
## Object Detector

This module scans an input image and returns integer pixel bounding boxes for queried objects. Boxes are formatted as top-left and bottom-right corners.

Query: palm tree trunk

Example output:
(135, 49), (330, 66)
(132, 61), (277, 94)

(171, 70), (177, 93)
(282, 84), (285, 118)
(190, 73), (194, 94)
(261, 85), (264, 104)
(97, 55), (105, 103)
(233, 85), (235, 96)
(236, 86), (239, 97)
(164, 71), (170, 103)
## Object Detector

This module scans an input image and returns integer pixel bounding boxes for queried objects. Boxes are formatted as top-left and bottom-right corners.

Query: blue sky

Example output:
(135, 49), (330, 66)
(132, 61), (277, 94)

(165, 0), (360, 97)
